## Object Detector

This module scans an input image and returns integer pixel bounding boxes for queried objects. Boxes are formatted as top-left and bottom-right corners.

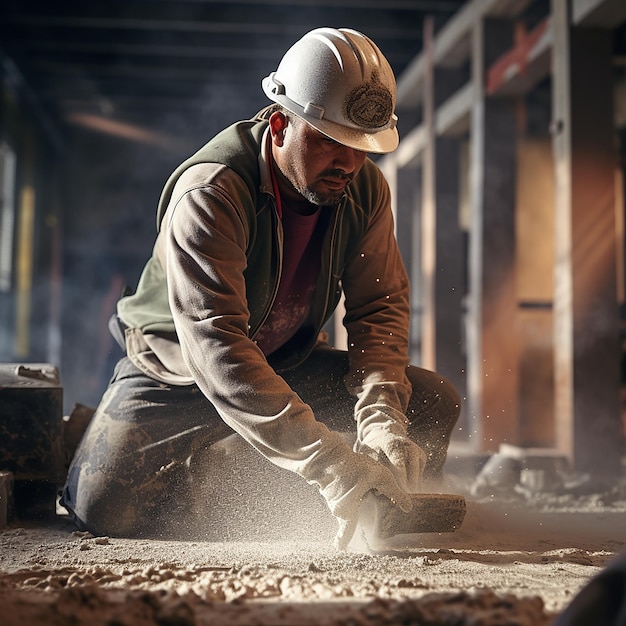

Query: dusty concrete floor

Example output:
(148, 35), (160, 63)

(1, 442), (625, 626)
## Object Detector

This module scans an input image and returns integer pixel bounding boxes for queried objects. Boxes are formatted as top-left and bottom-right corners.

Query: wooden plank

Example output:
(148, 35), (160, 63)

(551, 0), (575, 463)
(486, 17), (552, 96)
(396, 0), (533, 107)
(421, 16), (437, 370)
(467, 18), (520, 452)
(466, 20), (486, 449)
(434, 0), (532, 68)
(551, 0), (622, 474)
(359, 493), (467, 546)
(0, 472), (14, 529)
(572, 0), (626, 26)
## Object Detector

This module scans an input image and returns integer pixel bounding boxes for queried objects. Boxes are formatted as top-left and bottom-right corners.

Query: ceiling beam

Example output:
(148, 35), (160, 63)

(6, 15), (426, 40)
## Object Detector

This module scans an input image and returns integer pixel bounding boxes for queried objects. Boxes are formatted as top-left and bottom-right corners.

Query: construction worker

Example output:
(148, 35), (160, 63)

(61, 27), (461, 549)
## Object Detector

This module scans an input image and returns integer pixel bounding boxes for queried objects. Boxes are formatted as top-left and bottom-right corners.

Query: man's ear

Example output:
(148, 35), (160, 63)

(269, 111), (288, 146)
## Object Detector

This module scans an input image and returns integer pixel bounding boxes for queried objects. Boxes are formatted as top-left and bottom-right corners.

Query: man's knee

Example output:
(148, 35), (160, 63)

(404, 367), (461, 479)
(406, 366), (461, 423)
(62, 465), (142, 537)
(63, 460), (190, 538)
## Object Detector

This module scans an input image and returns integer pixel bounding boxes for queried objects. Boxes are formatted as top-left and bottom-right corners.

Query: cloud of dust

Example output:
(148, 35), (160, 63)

(185, 433), (338, 545)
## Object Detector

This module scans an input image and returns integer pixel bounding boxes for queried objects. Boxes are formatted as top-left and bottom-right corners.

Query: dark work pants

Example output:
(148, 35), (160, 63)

(61, 346), (460, 538)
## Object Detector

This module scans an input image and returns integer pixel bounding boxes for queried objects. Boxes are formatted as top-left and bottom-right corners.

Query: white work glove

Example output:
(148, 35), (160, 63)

(354, 406), (426, 494)
(305, 432), (413, 550)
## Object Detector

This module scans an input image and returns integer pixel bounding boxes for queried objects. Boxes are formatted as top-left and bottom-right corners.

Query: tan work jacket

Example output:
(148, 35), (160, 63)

(117, 112), (412, 481)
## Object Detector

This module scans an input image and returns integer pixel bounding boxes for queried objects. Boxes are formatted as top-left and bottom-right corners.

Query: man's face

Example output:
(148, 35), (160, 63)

(270, 112), (368, 207)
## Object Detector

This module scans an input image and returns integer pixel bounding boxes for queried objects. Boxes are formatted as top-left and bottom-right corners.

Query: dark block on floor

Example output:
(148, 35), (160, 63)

(0, 364), (64, 519)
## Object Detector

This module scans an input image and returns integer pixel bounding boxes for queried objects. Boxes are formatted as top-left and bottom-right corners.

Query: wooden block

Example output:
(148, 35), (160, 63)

(0, 363), (64, 485)
(0, 471), (14, 528)
(360, 492), (467, 544)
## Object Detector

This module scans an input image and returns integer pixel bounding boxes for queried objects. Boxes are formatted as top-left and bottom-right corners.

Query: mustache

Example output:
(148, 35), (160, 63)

(319, 169), (354, 182)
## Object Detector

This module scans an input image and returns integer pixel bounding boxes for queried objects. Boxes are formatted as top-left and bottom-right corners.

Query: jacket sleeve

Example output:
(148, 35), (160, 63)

(161, 164), (353, 484)
(340, 167), (413, 418)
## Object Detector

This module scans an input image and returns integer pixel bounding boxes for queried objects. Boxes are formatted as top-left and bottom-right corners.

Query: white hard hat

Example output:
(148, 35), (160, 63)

(262, 27), (399, 154)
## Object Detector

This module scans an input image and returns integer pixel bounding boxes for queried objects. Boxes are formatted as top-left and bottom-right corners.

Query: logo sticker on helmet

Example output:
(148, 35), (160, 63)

(344, 73), (393, 130)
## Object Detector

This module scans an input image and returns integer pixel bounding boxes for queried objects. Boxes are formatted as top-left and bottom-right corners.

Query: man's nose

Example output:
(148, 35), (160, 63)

(333, 146), (360, 173)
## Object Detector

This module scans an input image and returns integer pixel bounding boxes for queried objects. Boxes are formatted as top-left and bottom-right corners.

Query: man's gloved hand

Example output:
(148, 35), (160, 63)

(306, 433), (413, 550)
(354, 406), (426, 494)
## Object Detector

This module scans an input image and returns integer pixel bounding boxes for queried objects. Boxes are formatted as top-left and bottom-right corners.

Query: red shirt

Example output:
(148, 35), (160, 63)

(255, 205), (323, 356)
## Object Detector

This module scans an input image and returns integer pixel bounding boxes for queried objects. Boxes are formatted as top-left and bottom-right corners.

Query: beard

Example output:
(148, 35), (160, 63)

(295, 169), (353, 206)
(299, 186), (344, 206)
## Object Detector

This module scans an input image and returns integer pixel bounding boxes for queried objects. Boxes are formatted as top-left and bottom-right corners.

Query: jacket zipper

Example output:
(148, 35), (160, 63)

(249, 197), (283, 339)
(318, 199), (344, 330)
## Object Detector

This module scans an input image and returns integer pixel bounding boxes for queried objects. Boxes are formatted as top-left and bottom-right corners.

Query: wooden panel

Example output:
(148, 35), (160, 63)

(552, 0), (622, 474)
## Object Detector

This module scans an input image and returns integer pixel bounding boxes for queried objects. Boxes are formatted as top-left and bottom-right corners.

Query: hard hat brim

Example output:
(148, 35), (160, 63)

(263, 78), (399, 155)
(306, 113), (399, 155)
